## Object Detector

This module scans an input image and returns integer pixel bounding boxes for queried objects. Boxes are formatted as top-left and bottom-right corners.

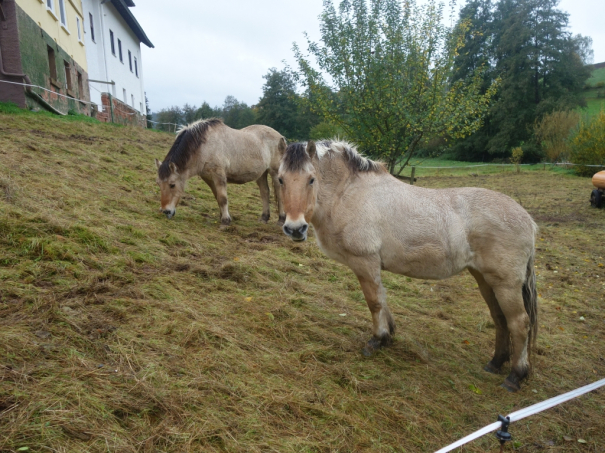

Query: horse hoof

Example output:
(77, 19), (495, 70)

(501, 379), (520, 393)
(362, 337), (383, 357)
(484, 362), (501, 375)
(277, 216), (285, 226)
(259, 214), (270, 223)
(220, 218), (231, 226)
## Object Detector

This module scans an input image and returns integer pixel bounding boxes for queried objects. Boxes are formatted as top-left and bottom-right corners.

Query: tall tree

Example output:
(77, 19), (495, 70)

(221, 96), (257, 129)
(294, 0), (495, 174)
(452, 0), (591, 160)
(145, 92), (153, 129)
(256, 68), (321, 140)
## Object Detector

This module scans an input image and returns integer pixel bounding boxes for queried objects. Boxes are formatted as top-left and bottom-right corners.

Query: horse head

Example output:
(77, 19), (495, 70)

(278, 141), (319, 242)
(155, 159), (186, 219)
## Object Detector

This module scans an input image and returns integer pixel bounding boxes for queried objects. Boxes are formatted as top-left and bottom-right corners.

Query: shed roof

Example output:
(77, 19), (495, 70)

(110, 0), (154, 48)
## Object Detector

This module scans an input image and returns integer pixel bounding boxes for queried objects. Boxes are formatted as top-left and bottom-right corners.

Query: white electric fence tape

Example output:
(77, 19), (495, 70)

(435, 378), (605, 453)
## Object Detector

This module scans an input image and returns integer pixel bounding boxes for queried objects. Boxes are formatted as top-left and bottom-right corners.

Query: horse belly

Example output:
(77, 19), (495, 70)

(381, 233), (471, 280)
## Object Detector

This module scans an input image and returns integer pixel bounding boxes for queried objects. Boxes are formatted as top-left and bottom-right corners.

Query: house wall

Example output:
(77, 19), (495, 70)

(15, 5), (90, 114)
(0, 0), (27, 108)
(81, 0), (145, 115)
(16, 0), (88, 70)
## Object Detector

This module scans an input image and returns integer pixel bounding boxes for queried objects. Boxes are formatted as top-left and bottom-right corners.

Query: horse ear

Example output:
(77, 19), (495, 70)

(169, 162), (179, 174)
(306, 141), (317, 159)
(278, 137), (287, 157)
(155, 158), (162, 170)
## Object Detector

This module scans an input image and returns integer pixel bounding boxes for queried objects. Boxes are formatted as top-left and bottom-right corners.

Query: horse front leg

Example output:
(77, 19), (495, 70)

(256, 170), (271, 223)
(270, 169), (285, 225)
(350, 257), (395, 356)
(211, 174), (231, 225)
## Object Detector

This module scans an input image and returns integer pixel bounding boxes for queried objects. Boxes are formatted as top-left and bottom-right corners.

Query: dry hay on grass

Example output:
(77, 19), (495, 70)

(0, 111), (604, 452)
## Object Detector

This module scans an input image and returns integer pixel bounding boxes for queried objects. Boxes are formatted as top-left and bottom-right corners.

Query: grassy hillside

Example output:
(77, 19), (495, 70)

(1, 108), (604, 452)
(581, 66), (605, 118)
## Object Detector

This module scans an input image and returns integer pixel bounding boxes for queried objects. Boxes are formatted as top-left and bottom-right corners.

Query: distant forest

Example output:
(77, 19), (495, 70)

(150, 0), (599, 166)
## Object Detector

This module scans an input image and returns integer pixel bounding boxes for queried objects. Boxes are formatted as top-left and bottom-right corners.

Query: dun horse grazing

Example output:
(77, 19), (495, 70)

(155, 118), (286, 225)
(278, 141), (538, 392)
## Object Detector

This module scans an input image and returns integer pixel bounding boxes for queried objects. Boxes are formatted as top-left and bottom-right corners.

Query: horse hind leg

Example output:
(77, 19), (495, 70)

(469, 269), (510, 374)
(256, 170), (271, 223)
(491, 283), (531, 392)
(350, 256), (396, 356)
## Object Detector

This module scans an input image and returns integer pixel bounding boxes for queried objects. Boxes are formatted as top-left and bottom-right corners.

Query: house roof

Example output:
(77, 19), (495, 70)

(110, 0), (154, 48)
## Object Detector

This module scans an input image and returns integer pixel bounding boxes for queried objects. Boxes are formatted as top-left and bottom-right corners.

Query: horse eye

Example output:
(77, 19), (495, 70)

(169, 184), (175, 189)
(309, 178), (315, 185)
(278, 178), (283, 185)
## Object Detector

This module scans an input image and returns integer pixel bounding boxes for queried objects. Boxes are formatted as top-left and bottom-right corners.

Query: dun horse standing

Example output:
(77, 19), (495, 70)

(278, 141), (538, 392)
(156, 118), (286, 225)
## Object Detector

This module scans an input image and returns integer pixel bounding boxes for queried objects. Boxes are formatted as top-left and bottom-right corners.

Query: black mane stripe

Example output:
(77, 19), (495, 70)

(158, 118), (223, 179)
(282, 142), (309, 172)
(282, 141), (385, 174)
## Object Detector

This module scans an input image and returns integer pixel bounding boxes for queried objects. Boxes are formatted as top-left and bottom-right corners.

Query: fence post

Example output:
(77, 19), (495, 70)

(410, 166), (416, 185)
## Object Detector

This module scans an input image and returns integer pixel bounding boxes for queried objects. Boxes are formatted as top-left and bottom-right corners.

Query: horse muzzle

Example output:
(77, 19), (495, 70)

(162, 208), (175, 219)
(283, 222), (308, 242)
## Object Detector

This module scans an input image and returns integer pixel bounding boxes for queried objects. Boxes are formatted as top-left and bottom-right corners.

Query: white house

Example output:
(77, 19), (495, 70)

(81, 0), (153, 122)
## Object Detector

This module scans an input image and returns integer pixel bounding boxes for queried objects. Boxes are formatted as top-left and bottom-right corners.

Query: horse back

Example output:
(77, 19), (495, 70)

(200, 125), (284, 182)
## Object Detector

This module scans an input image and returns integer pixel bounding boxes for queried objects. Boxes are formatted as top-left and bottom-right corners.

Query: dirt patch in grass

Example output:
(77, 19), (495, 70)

(0, 112), (604, 452)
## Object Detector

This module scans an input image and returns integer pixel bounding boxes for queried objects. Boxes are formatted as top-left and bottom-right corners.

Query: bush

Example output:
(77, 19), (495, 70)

(534, 110), (580, 162)
(569, 109), (605, 176)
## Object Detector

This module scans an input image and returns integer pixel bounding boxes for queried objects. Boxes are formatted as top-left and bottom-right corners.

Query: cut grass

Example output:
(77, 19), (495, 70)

(0, 109), (604, 452)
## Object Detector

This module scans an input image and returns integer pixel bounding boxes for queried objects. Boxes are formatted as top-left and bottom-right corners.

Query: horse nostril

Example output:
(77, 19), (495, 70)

(299, 224), (308, 235)
(283, 225), (293, 235)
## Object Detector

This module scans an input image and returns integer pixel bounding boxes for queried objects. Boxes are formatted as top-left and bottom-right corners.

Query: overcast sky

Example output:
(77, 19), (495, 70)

(134, 0), (605, 113)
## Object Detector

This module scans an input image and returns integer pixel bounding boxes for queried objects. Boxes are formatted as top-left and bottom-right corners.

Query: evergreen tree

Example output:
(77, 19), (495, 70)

(221, 96), (257, 129)
(256, 68), (301, 139)
(145, 93), (152, 129)
(451, 0), (591, 161)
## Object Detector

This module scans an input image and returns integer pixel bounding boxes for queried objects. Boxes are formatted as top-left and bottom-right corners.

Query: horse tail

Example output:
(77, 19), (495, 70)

(523, 226), (538, 357)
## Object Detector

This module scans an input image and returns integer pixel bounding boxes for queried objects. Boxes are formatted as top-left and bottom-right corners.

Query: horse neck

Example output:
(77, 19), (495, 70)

(312, 158), (351, 227)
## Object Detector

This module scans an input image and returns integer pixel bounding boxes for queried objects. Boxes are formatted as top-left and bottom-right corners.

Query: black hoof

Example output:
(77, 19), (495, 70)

(277, 215), (285, 226)
(501, 379), (520, 392)
(484, 361), (502, 375)
(501, 371), (524, 392)
(361, 335), (390, 357)
(220, 218), (232, 226)
(259, 214), (270, 223)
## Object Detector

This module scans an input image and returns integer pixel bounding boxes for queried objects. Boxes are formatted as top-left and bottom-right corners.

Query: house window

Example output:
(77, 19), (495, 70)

(140, 102), (143, 113)
(76, 17), (82, 41)
(89, 13), (95, 42)
(46, 0), (55, 14)
(110, 30), (115, 55)
(77, 72), (83, 98)
(123, 88), (126, 103)
(58, 0), (67, 28)
(64, 61), (72, 91)
(128, 51), (132, 72)
(131, 94), (135, 108)
(47, 46), (57, 81)
(111, 81), (116, 97)
(118, 40), (123, 63)
(134, 57), (138, 77)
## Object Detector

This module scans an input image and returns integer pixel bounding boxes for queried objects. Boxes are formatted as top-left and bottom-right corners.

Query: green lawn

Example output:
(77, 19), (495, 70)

(398, 158), (577, 179)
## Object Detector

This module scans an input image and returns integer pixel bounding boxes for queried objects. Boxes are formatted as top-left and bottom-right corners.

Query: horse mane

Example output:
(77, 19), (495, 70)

(158, 118), (223, 179)
(283, 140), (386, 174)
